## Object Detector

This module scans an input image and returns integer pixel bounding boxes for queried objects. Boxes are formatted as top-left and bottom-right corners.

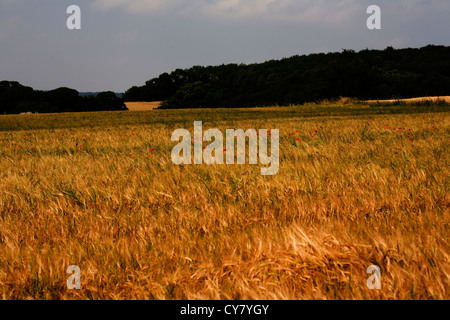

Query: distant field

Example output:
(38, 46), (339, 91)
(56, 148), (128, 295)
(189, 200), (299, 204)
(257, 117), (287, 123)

(125, 101), (161, 111)
(0, 102), (448, 299)
(367, 96), (450, 103)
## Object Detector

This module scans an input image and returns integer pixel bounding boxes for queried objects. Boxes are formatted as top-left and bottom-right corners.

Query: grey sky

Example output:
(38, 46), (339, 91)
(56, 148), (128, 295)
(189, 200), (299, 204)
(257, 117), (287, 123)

(1, 0), (449, 92)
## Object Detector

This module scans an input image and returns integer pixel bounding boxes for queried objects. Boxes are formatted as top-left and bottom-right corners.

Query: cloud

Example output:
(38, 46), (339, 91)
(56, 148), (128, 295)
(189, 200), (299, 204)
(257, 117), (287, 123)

(91, 0), (194, 15)
(91, 0), (364, 25)
(0, 16), (24, 43)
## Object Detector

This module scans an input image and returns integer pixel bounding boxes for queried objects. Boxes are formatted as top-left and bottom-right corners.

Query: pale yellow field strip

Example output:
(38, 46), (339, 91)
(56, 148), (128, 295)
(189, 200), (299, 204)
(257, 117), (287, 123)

(367, 96), (450, 103)
(125, 101), (162, 111)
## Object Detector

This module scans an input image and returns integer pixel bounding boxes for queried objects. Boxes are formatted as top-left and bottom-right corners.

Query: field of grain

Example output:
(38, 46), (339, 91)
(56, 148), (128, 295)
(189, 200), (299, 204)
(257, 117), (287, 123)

(125, 101), (161, 111)
(0, 102), (448, 300)
(367, 96), (450, 103)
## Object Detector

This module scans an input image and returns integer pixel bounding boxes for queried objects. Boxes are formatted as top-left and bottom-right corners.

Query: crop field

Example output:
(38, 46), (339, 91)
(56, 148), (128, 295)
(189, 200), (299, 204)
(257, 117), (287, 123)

(125, 101), (162, 111)
(0, 101), (448, 299)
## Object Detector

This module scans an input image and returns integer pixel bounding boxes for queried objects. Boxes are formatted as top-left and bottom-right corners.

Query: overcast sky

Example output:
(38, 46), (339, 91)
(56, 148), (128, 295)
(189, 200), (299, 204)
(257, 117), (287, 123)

(1, 0), (449, 92)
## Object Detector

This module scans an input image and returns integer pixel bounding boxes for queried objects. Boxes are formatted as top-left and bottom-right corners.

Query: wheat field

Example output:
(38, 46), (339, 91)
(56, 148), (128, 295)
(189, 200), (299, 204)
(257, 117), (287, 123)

(0, 101), (448, 300)
(367, 96), (450, 104)
(125, 101), (162, 111)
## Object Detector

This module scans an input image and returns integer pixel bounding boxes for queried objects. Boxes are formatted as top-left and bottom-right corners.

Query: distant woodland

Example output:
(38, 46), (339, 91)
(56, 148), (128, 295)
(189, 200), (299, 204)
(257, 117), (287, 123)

(0, 82), (127, 114)
(1, 45), (449, 114)
(123, 45), (450, 109)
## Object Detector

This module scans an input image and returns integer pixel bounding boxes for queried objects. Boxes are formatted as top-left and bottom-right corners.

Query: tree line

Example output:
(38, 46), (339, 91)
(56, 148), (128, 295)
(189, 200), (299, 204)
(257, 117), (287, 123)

(123, 45), (450, 109)
(0, 81), (127, 114)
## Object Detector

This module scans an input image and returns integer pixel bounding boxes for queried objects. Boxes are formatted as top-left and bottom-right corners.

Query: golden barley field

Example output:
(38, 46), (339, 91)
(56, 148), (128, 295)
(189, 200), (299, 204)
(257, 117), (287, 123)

(125, 101), (162, 111)
(367, 96), (450, 103)
(0, 101), (448, 300)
